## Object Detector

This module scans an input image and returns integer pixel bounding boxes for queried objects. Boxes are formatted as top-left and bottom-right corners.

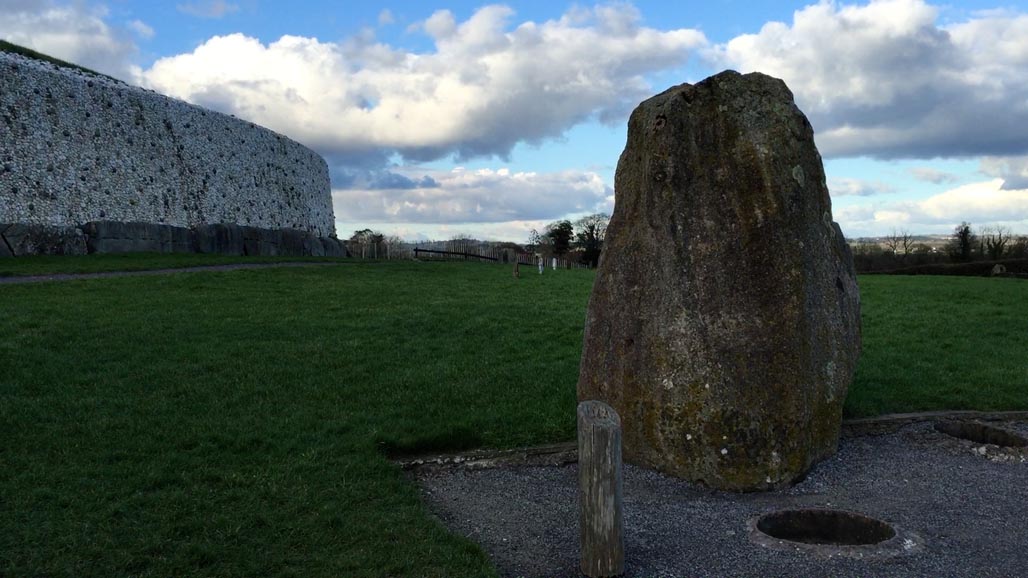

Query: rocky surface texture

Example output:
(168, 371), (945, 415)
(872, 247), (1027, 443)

(0, 50), (337, 254)
(578, 71), (861, 491)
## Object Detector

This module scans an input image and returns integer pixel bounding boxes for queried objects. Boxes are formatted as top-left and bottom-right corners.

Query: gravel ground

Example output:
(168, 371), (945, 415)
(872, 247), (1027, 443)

(414, 420), (1028, 578)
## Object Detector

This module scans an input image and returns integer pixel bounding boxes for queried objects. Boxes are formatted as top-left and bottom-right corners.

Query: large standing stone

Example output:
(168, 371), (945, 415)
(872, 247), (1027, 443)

(577, 71), (861, 491)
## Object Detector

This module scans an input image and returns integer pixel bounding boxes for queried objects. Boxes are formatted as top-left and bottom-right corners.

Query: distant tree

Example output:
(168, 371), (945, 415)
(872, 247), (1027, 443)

(574, 213), (610, 267)
(350, 228), (384, 258)
(545, 220), (575, 255)
(448, 233), (475, 259)
(948, 222), (976, 262)
(383, 235), (404, 259)
(983, 226), (1010, 260)
(527, 228), (548, 253)
(349, 228), (375, 244)
(901, 230), (915, 257)
(883, 229), (913, 264)
(1008, 236), (1028, 259)
(883, 230), (900, 256)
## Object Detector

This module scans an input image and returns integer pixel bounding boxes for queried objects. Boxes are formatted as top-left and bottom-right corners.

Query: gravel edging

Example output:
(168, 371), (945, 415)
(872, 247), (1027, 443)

(411, 416), (1028, 578)
(398, 410), (1028, 471)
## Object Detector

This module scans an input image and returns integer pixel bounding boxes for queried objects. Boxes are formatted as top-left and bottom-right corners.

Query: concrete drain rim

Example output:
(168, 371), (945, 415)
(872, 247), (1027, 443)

(748, 508), (925, 558)
(934, 420), (1028, 448)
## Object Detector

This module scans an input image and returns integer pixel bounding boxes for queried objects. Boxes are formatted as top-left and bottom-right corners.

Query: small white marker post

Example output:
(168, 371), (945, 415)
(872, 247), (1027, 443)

(578, 400), (625, 577)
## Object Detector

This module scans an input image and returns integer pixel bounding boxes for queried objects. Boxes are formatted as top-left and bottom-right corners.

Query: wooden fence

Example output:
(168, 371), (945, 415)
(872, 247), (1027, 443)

(345, 238), (588, 269)
(413, 245), (586, 269)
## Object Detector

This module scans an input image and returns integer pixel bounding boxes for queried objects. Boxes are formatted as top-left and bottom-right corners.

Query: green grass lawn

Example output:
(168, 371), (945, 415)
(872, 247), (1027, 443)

(848, 274), (1028, 416)
(1, 261), (1025, 577)
(0, 253), (350, 277)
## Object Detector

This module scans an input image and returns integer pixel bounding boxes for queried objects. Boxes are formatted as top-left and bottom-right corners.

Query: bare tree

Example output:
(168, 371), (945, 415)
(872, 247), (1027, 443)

(882, 231), (900, 255)
(900, 230), (915, 257)
(983, 226), (1010, 260)
(383, 235), (405, 259)
(883, 229), (913, 263)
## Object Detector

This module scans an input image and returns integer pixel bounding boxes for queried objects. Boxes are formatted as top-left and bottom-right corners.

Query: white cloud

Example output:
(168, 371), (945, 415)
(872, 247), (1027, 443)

(176, 1), (239, 19)
(828, 177), (895, 197)
(423, 9), (458, 39)
(712, 0), (1028, 160)
(836, 179), (1028, 236)
(140, 5), (706, 164)
(128, 19), (154, 40)
(919, 179), (1028, 222)
(336, 219), (551, 243)
(332, 167), (612, 224)
(378, 9), (395, 26)
(980, 156), (1028, 190)
(0, 0), (138, 79)
(909, 167), (961, 184)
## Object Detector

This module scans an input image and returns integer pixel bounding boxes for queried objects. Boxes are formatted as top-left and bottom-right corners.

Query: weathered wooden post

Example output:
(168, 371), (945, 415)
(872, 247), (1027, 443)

(578, 400), (624, 577)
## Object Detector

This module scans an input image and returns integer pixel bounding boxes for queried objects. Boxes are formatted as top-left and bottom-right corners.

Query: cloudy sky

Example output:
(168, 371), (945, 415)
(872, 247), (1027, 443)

(3, 0), (1027, 241)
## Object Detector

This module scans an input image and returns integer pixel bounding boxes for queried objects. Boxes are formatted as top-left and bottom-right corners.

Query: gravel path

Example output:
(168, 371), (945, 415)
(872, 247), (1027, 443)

(0, 261), (342, 285)
(415, 420), (1028, 578)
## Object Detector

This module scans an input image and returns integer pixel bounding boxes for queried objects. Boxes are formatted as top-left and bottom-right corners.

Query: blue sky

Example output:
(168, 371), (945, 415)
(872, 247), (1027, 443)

(3, 0), (1028, 242)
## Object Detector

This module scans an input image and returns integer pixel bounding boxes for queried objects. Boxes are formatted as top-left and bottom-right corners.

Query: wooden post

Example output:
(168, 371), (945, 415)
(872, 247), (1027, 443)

(578, 400), (624, 577)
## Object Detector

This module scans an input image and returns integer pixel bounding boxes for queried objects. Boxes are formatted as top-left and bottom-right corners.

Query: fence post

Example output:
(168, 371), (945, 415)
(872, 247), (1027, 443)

(578, 400), (625, 578)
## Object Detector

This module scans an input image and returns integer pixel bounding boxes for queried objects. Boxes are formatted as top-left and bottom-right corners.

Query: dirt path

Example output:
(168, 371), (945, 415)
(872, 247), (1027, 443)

(0, 261), (343, 285)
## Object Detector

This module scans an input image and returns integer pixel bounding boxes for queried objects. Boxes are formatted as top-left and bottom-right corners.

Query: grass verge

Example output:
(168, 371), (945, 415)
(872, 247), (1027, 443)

(0, 253), (349, 277)
(1, 262), (1024, 576)
(1, 39), (116, 81)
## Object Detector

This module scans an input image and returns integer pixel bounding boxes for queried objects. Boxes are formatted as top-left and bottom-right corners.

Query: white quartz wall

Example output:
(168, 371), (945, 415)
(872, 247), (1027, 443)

(0, 52), (335, 238)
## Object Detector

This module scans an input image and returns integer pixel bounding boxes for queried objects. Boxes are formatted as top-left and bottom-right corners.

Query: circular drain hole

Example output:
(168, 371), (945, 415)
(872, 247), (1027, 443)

(755, 508), (895, 546)
(934, 420), (1028, 448)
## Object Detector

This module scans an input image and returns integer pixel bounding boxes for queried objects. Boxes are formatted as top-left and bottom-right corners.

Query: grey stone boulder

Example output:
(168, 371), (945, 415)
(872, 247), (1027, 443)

(196, 223), (244, 255)
(2, 224), (87, 256)
(279, 228), (308, 256)
(304, 232), (326, 257)
(159, 225), (195, 254)
(577, 71), (861, 491)
(0, 224), (12, 258)
(241, 226), (281, 256)
(321, 237), (346, 257)
(81, 221), (194, 254)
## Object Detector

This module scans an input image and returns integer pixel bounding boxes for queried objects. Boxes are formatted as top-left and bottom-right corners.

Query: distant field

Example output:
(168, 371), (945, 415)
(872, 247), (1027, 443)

(1, 261), (1024, 577)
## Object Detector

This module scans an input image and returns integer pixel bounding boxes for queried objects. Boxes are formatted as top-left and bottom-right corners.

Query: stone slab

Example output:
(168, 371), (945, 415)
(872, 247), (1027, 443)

(195, 223), (244, 255)
(0, 224), (13, 258)
(2, 223), (87, 256)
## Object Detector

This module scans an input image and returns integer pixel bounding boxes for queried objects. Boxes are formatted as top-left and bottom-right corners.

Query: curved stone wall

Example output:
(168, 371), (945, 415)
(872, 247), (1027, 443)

(0, 51), (336, 253)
